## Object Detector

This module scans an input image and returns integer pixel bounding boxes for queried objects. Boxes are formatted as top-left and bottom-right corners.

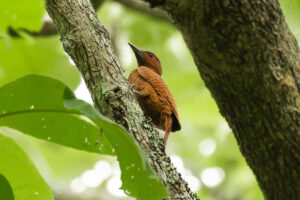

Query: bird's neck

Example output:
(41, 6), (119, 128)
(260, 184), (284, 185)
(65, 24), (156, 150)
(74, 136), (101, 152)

(152, 66), (162, 76)
(140, 65), (162, 76)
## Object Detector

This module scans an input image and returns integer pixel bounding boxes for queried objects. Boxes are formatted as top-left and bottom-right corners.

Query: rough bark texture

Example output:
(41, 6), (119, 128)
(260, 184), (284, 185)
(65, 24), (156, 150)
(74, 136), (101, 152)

(142, 0), (300, 199)
(46, 0), (198, 199)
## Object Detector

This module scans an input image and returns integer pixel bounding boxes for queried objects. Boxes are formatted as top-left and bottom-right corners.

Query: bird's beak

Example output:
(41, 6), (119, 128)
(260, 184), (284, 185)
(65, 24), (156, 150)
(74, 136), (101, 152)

(128, 42), (143, 63)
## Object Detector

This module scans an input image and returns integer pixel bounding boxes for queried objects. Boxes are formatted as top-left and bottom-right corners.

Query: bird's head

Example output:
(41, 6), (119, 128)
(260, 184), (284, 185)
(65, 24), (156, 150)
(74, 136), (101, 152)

(128, 43), (162, 76)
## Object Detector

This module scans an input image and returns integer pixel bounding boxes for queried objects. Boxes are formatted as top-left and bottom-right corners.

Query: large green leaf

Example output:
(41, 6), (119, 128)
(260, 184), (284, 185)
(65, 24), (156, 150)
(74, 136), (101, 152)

(0, 37), (81, 89)
(0, 0), (44, 33)
(0, 134), (53, 200)
(0, 75), (113, 155)
(0, 75), (168, 200)
(279, 0), (300, 42)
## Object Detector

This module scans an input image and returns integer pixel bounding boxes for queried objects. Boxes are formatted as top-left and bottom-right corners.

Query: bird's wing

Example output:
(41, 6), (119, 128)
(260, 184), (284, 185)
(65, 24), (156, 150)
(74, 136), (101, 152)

(128, 69), (138, 85)
(137, 67), (181, 131)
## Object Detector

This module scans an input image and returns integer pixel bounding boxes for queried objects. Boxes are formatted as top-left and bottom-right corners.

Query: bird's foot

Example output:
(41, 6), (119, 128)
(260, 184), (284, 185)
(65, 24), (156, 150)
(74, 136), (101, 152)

(129, 83), (136, 89)
(134, 90), (149, 98)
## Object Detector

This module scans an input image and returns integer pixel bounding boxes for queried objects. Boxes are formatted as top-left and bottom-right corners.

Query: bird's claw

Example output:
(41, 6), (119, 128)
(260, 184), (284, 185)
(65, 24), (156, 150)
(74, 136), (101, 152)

(134, 90), (149, 98)
(129, 83), (136, 89)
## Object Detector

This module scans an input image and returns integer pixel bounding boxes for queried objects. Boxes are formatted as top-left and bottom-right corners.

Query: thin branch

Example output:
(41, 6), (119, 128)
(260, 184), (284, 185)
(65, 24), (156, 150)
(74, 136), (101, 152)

(9, 0), (171, 37)
(8, 0), (105, 37)
(8, 20), (58, 37)
(114, 0), (170, 23)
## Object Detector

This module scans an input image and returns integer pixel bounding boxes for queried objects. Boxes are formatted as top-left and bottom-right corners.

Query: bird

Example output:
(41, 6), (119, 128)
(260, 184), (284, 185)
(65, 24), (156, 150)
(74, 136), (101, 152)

(128, 43), (181, 146)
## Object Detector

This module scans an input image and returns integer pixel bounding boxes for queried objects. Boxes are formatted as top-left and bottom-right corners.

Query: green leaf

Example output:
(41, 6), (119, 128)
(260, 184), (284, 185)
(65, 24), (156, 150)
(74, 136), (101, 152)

(0, 134), (53, 200)
(0, 0), (44, 33)
(0, 174), (14, 200)
(279, 0), (300, 42)
(0, 75), (114, 155)
(0, 37), (81, 90)
(0, 75), (168, 200)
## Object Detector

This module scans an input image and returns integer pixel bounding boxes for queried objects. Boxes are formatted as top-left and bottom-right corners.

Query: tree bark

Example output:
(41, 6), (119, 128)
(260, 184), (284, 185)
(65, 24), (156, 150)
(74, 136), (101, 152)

(46, 0), (198, 199)
(141, 0), (300, 199)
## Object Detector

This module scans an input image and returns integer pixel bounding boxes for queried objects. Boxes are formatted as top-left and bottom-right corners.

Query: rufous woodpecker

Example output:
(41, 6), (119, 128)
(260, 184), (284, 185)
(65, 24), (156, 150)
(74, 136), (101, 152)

(128, 43), (181, 145)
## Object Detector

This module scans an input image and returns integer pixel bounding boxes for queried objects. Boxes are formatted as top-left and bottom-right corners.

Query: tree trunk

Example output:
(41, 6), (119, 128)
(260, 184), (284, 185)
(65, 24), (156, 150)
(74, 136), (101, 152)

(143, 0), (300, 199)
(46, 0), (198, 199)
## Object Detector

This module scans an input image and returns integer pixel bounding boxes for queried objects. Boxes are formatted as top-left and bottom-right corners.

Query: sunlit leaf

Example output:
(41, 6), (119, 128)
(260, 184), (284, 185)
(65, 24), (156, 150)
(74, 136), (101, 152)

(0, 134), (53, 200)
(0, 75), (113, 155)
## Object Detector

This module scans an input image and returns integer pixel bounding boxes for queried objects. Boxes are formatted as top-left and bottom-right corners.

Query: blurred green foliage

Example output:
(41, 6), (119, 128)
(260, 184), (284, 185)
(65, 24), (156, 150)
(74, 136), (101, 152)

(0, 0), (299, 199)
(0, 36), (81, 90)
(280, 0), (300, 42)
(0, 0), (44, 34)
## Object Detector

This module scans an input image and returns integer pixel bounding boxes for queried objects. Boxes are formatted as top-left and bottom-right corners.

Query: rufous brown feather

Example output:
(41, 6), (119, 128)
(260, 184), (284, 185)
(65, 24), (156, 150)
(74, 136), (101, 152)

(128, 43), (181, 146)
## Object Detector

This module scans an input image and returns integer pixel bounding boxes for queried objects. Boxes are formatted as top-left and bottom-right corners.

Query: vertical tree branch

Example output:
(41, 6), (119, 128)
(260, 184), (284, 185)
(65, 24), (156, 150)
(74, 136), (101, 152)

(142, 0), (300, 199)
(46, 0), (198, 199)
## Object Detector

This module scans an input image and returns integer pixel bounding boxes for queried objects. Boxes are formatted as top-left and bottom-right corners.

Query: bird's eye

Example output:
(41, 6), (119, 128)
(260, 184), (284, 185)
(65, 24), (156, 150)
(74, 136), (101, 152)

(149, 53), (154, 58)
